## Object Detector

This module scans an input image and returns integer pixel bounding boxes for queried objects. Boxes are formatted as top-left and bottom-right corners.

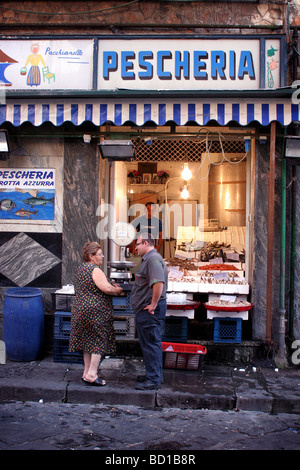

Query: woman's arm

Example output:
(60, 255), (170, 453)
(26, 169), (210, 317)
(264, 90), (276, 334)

(92, 268), (123, 295)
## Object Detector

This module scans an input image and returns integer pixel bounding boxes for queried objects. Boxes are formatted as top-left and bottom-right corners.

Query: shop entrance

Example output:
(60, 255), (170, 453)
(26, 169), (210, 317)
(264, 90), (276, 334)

(101, 124), (254, 342)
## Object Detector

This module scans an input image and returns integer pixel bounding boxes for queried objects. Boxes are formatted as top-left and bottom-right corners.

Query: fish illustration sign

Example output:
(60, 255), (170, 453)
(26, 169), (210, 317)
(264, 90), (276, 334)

(0, 168), (55, 220)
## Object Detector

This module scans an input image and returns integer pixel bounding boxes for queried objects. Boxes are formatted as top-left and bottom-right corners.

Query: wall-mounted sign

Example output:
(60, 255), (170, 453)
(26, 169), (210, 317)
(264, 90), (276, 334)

(0, 168), (55, 220)
(0, 40), (94, 89)
(97, 37), (282, 91)
(0, 36), (283, 91)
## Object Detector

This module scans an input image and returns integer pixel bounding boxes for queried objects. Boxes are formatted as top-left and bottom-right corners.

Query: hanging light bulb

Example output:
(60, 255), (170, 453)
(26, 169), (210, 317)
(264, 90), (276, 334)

(181, 185), (189, 199)
(181, 162), (192, 181)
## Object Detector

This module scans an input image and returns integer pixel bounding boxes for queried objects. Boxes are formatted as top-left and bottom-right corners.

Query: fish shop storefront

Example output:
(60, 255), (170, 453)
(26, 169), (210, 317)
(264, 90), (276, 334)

(0, 35), (299, 364)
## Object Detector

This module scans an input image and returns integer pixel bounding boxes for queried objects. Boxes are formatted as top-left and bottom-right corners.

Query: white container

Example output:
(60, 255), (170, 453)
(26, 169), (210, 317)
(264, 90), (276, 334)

(206, 309), (248, 321)
(171, 281), (181, 292)
(185, 280), (199, 292)
(223, 284), (236, 294)
(198, 283), (208, 293)
(238, 284), (249, 294)
(212, 283), (224, 293)
(166, 309), (194, 319)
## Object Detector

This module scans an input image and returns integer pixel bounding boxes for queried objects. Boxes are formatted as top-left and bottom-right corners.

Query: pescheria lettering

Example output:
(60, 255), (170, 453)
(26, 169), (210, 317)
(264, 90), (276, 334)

(102, 49), (255, 81)
(0, 170), (54, 180)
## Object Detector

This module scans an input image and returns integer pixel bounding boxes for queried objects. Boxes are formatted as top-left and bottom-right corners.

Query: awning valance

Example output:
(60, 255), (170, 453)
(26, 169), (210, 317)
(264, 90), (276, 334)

(1, 97), (299, 127)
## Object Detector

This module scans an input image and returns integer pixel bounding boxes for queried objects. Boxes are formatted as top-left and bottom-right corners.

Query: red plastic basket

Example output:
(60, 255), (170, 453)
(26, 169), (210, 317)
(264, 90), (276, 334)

(166, 301), (200, 310)
(203, 303), (253, 312)
(162, 342), (207, 370)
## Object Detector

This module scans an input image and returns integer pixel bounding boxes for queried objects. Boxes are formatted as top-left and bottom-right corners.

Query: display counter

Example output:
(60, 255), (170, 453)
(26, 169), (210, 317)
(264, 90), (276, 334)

(165, 256), (251, 324)
(167, 262), (249, 295)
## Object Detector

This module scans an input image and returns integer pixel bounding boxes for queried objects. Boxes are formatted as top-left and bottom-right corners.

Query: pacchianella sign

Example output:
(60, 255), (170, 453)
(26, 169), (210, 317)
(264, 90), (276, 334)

(97, 37), (282, 90)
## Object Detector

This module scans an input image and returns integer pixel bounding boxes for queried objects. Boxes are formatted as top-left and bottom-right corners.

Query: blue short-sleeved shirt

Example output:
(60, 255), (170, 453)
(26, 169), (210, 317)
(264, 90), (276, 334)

(130, 249), (168, 313)
(131, 216), (162, 241)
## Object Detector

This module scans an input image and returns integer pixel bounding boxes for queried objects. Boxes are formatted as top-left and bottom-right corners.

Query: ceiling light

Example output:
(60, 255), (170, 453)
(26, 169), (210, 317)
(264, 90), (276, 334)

(181, 185), (189, 199)
(181, 162), (192, 181)
(98, 140), (135, 161)
(285, 136), (300, 158)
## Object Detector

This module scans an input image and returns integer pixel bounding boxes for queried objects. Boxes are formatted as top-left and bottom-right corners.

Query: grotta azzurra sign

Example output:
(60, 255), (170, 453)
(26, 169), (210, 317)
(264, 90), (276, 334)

(97, 37), (283, 90)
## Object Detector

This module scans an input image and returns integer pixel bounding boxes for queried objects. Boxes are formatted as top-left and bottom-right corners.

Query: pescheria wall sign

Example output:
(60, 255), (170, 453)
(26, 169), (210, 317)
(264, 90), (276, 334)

(97, 37), (282, 90)
(0, 35), (284, 91)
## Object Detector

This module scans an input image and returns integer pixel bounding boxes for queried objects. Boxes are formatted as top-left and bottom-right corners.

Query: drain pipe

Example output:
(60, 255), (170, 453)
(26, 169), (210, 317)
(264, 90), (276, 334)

(289, 165), (296, 338)
(266, 122), (276, 344)
(277, 128), (288, 365)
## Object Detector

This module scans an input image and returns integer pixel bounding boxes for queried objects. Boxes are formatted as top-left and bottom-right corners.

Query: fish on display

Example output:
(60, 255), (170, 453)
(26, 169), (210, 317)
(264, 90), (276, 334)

(15, 208), (38, 218)
(0, 199), (17, 211)
(23, 195), (54, 207)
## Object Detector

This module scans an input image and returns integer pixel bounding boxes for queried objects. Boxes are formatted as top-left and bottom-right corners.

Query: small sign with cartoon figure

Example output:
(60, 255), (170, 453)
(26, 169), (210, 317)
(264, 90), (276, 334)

(0, 39), (93, 90)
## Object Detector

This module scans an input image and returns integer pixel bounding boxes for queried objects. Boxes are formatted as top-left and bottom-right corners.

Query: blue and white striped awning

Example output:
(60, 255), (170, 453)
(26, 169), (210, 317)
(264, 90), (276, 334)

(1, 98), (299, 127)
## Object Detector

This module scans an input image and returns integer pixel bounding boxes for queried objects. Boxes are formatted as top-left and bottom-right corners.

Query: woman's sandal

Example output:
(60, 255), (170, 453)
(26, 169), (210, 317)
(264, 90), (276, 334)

(82, 377), (106, 386)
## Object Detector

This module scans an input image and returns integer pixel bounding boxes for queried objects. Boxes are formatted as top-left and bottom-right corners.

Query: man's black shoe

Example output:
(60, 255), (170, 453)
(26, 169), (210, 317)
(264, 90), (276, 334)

(136, 375), (164, 384)
(135, 380), (160, 390)
(136, 375), (147, 382)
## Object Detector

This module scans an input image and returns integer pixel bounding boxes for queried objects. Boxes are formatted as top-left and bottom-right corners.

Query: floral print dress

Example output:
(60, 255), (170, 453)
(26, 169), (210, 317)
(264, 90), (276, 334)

(69, 262), (116, 355)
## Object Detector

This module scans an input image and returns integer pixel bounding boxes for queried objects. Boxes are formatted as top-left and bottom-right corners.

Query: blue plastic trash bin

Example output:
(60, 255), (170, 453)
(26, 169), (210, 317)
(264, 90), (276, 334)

(3, 287), (44, 361)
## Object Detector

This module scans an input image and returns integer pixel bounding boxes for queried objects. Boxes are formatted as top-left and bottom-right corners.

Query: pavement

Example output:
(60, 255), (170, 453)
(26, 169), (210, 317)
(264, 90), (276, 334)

(0, 352), (300, 414)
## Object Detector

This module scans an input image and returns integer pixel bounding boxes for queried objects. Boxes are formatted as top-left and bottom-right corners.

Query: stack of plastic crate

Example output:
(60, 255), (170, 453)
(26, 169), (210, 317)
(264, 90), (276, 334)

(112, 292), (136, 340)
(53, 310), (83, 364)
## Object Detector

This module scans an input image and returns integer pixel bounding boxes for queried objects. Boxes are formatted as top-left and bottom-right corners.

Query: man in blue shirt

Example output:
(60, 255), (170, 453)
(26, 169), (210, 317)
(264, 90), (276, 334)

(130, 232), (168, 390)
(131, 202), (163, 254)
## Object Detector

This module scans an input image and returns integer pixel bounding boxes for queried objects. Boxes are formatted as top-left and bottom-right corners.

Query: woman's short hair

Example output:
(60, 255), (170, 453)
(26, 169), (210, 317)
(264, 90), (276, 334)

(82, 242), (101, 262)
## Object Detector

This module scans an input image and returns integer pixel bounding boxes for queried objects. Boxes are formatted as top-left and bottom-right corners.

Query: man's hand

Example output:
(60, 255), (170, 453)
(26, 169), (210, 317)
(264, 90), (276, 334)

(143, 282), (164, 315)
(143, 303), (156, 315)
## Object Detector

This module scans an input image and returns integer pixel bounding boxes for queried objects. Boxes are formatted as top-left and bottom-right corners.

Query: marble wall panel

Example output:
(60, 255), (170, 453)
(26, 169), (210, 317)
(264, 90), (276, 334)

(252, 139), (290, 343)
(292, 166), (300, 340)
(0, 232), (62, 288)
(62, 139), (99, 285)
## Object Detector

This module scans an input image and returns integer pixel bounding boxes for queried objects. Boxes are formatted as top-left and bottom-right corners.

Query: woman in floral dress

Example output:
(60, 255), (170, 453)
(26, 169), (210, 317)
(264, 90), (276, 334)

(69, 242), (123, 386)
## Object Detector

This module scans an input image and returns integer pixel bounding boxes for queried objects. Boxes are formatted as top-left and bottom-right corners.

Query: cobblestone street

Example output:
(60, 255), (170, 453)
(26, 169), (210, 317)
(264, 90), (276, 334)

(1, 400), (299, 453)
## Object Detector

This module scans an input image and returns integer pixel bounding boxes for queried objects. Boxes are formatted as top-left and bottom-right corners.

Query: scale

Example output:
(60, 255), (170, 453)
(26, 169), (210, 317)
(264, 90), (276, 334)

(109, 222), (136, 291)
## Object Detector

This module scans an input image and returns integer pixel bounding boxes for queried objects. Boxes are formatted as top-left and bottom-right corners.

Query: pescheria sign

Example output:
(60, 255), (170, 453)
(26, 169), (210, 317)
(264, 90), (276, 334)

(97, 37), (281, 91)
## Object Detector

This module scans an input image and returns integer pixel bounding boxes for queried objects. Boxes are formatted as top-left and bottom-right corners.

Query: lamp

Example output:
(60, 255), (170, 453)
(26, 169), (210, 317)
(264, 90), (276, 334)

(0, 129), (10, 160)
(285, 136), (300, 159)
(181, 185), (189, 199)
(181, 162), (192, 181)
(98, 140), (135, 161)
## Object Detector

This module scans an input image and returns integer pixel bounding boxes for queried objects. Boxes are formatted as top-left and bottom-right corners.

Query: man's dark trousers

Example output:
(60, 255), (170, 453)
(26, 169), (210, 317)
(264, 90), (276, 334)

(135, 299), (166, 385)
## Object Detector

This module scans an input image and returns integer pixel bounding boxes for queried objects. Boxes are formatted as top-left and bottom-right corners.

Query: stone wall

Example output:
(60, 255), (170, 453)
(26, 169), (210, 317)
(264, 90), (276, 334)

(0, 1), (296, 34)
